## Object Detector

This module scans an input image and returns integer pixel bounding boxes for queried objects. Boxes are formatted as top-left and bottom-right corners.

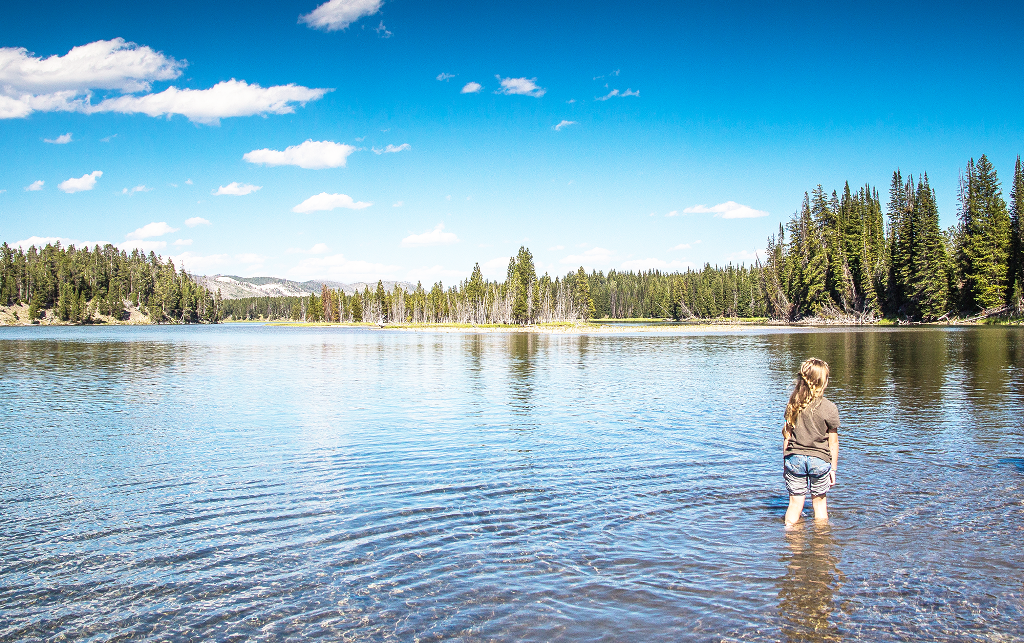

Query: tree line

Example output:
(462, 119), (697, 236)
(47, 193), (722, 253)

(222, 154), (1023, 325)
(0, 241), (222, 323)
(221, 247), (768, 324)
(760, 154), (1024, 321)
(15, 154), (1015, 326)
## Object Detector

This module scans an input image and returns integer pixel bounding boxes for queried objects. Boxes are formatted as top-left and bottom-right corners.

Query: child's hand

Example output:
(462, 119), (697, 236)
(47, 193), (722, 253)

(829, 469), (836, 487)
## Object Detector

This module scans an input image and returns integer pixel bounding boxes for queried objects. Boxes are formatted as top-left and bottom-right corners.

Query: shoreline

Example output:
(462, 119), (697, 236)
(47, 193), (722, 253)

(0, 302), (152, 326)
(2, 305), (1020, 330)
(259, 319), (1021, 332)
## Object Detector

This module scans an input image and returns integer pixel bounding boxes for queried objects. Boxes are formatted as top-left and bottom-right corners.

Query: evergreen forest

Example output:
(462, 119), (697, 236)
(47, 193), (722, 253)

(0, 242), (222, 323)
(223, 155), (1024, 325)
(6, 155), (1023, 326)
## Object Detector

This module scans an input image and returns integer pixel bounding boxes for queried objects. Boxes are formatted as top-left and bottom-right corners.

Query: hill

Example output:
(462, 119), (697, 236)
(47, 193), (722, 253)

(195, 275), (416, 300)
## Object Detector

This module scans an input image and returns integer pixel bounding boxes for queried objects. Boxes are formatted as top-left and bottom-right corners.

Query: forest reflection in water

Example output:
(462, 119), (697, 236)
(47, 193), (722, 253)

(0, 324), (1022, 642)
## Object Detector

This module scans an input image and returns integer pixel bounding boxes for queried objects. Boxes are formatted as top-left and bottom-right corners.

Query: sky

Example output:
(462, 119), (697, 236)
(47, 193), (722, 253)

(2, 0), (1023, 284)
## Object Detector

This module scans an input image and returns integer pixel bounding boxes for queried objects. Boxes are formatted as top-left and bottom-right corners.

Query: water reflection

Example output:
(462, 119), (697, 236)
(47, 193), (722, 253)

(777, 525), (844, 642)
(507, 333), (537, 422)
(2, 325), (1023, 641)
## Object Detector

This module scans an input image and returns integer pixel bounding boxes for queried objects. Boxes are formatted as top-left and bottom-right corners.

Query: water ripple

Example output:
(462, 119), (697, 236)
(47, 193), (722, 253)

(1, 325), (1023, 641)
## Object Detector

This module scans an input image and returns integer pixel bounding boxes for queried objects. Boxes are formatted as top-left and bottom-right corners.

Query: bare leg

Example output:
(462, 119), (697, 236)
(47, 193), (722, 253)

(811, 494), (828, 521)
(785, 495), (805, 526)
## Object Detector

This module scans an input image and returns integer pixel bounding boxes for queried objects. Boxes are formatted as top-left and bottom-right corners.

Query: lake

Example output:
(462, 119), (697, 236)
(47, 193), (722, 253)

(1, 324), (1022, 641)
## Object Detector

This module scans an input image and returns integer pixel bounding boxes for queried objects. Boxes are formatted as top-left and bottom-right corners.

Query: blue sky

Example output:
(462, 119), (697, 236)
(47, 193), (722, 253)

(2, 0), (1023, 283)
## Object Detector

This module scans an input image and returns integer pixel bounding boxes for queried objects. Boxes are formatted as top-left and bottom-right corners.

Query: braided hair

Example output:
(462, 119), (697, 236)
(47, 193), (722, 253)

(784, 358), (830, 431)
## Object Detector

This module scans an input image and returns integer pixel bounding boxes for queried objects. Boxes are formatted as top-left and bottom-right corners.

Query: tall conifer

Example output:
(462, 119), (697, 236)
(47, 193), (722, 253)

(1009, 156), (1024, 309)
(910, 174), (948, 319)
(961, 155), (1011, 310)
(886, 170), (909, 315)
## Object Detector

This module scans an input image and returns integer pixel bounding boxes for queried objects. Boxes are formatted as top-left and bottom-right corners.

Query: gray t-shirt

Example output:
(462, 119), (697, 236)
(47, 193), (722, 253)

(785, 397), (840, 463)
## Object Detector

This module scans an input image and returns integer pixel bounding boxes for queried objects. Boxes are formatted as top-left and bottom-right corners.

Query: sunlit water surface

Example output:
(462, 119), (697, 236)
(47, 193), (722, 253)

(1, 325), (1022, 642)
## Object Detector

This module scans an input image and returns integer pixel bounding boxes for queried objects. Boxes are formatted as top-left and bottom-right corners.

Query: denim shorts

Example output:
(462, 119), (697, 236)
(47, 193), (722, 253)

(784, 454), (832, 496)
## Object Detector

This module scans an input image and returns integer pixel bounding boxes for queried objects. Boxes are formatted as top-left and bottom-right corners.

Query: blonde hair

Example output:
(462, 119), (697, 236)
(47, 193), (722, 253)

(785, 358), (830, 431)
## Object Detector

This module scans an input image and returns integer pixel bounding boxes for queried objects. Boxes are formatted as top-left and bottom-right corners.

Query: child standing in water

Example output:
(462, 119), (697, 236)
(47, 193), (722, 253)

(782, 358), (839, 527)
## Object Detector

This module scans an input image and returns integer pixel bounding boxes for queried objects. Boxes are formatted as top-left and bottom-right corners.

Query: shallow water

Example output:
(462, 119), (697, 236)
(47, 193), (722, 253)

(1, 325), (1022, 641)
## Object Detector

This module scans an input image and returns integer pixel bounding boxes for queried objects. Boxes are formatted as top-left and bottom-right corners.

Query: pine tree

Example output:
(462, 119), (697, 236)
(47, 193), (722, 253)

(801, 192), (830, 315)
(351, 290), (362, 322)
(863, 185), (886, 316)
(1008, 156), (1024, 309)
(886, 169), (911, 316)
(574, 266), (596, 319)
(961, 155), (1011, 310)
(909, 174), (948, 319)
(321, 284), (333, 321)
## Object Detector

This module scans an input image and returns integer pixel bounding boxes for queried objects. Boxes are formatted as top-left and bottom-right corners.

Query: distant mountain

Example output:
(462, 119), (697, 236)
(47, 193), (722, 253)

(195, 275), (416, 300)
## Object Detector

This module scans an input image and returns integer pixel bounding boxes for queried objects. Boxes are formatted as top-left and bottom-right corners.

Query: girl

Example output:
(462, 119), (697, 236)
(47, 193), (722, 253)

(782, 358), (839, 527)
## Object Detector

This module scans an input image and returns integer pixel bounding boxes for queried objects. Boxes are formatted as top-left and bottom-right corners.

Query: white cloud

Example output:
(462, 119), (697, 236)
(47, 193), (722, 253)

(0, 38), (188, 120)
(481, 256), (512, 279)
(436, 73), (455, 81)
(726, 249), (764, 263)
(287, 243), (331, 255)
(665, 210), (679, 217)
(0, 39), (182, 94)
(560, 247), (613, 267)
(119, 239), (167, 253)
(392, 201), (403, 207)
(44, 132), (72, 144)
(595, 88), (639, 101)
(173, 239), (192, 246)
(170, 251), (230, 273)
(683, 201), (769, 219)
(214, 182), (261, 196)
(288, 253), (400, 282)
(495, 76), (545, 97)
(235, 253), (265, 266)
(461, 81), (482, 94)
(671, 240), (701, 251)
(185, 179), (193, 185)
(185, 216), (210, 227)
(122, 184), (152, 195)
(13, 235), (107, 250)
(89, 80), (330, 125)
(406, 265), (467, 283)
(371, 143), (411, 154)
(620, 258), (694, 272)
(292, 192), (372, 212)
(126, 221), (179, 240)
(25, 180), (44, 191)
(374, 20), (392, 38)
(0, 189), (5, 194)
(243, 139), (356, 169)
(100, 134), (116, 142)
(299, 0), (382, 31)
(553, 120), (577, 131)
(59, 170), (102, 193)
(401, 223), (459, 247)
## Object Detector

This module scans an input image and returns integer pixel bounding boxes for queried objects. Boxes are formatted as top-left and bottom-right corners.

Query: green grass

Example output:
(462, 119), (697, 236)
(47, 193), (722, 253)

(385, 322), (521, 328)
(265, 321), (375, 327)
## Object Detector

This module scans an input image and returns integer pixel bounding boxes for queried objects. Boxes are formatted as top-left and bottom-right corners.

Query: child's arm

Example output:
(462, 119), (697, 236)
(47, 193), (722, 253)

(828, 431), (839, 486)
(782, 424), (791, 453)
